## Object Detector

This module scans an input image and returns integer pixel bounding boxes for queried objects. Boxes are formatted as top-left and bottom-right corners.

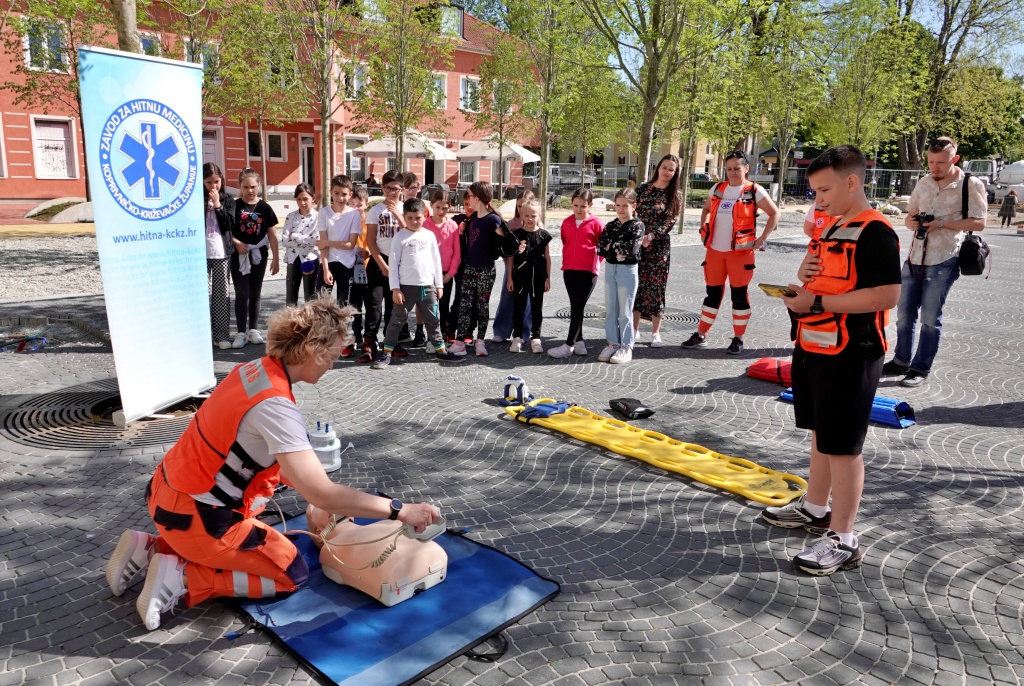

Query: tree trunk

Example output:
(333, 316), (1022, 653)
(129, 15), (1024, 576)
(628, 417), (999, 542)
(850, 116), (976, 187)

(111, 0), (141, 53)
(76, 91), (92, 201)
(539, 121), (551, 225)
(259, 118), (268, 201)
(636, 105), (658, 187)
(320, 101), (331, 206)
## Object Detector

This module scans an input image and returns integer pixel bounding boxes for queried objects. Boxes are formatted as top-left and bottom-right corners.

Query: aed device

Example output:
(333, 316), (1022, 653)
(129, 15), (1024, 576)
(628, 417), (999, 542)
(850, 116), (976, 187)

(306, 505), (447, 607)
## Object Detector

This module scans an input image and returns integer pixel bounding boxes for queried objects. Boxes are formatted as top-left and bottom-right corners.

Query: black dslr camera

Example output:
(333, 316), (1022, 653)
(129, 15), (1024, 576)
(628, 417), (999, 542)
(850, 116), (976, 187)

(912, 213), (935, 240)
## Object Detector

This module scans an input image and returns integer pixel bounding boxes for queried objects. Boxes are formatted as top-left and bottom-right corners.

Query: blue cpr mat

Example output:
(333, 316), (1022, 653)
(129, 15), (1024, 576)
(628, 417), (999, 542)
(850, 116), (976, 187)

(229, 514), (559, 686)
(779, 389), (917, 428)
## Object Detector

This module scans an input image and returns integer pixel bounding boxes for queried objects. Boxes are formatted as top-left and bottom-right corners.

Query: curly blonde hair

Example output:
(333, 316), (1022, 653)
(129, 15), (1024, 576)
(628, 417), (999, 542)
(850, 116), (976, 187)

(266, 295), (355, 366)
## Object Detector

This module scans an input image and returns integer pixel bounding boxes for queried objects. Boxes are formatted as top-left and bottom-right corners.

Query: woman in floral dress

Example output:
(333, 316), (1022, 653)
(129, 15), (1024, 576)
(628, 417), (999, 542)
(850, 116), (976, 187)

(632, 154), (682, 346)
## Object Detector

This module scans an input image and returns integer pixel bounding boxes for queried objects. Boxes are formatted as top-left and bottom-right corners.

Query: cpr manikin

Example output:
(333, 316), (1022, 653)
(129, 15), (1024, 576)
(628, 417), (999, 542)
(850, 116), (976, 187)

(305, 504), (447, 606)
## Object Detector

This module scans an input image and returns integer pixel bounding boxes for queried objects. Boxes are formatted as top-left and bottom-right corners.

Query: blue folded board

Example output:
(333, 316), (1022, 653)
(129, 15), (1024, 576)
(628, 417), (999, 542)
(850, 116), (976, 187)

(230, 514), (559, 686)
(779, 389), (916, 428)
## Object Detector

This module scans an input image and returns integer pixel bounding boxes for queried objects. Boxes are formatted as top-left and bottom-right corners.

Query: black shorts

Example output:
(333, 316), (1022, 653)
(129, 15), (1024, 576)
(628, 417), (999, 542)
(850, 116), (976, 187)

(791, 346), (882, 456)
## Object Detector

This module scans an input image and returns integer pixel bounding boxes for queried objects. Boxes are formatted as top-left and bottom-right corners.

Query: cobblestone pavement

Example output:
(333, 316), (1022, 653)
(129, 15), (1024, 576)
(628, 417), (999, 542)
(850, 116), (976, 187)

(1, 226), (1022, 686)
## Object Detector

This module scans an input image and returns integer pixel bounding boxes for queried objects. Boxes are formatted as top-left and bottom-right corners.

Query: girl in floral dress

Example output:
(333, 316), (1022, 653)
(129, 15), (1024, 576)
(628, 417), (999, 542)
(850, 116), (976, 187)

(632, 154), (682, 347)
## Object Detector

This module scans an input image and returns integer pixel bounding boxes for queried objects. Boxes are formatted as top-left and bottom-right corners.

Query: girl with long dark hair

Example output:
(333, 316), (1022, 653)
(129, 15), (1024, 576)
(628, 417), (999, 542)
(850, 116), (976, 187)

(632, 154), (682, 347)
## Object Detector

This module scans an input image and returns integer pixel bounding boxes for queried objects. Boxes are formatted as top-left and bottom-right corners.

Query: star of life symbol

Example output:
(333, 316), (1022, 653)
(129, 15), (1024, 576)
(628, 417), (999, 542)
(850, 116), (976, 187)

(99, 99), (198, 221)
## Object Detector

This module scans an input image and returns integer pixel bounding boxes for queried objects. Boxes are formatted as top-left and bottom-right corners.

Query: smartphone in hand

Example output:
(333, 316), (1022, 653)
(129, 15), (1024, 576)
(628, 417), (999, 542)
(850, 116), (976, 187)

(758, 283), (798, 298)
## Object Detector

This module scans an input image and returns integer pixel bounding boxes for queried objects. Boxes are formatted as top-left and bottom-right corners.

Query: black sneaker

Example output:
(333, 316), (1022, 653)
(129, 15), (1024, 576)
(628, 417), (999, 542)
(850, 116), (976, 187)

(792, 530), (863, 576)
(726, 337), (743, 355)
(399, 325), (412, 343)
(371, 352), (392, 369)
(392, 345), (409, 358)
(412, 326), (426, 347)
(881, 360), (910, 376)
(761, 495), (832, 535)
(681, 332), (707, 349)
(900, 370), (928, 387)
(436, 351), (465, 363)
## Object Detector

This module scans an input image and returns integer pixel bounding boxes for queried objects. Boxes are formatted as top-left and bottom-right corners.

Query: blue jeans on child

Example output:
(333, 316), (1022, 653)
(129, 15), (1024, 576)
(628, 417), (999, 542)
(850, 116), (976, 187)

(604, 263), (639, 347)
(492, 263), (531, 340)
(892, 256), (960, 374)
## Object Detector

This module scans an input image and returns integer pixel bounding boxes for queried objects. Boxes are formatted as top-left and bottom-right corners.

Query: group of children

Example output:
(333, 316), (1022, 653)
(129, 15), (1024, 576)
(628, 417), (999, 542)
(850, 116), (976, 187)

(202, 164), (655, 367)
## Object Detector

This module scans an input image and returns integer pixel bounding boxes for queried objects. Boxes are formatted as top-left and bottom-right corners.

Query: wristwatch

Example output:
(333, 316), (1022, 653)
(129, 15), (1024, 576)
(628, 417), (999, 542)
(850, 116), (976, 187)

(810, 295), (824, 315)
(387, 498), (403, 520)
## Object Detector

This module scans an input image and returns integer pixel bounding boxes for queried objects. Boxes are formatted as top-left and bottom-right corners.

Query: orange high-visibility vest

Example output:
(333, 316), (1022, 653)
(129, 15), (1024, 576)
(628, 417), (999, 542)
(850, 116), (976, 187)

(811, 204), (831, 243)
(797, 209), (897, 355)
(160, 357), (295, 516)
(701, 181), (759, 251)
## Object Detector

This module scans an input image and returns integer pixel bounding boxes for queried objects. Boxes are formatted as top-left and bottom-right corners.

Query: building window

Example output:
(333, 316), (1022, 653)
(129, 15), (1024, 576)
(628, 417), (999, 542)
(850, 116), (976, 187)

(568, 154), (576, 163)
(459, 143), (475, 184)
(183, 38), (219, 71)
(248, 132), (285, 161)
(345, 63), (367, 101)
(491, 160), (510, 185)
(386, 157), (397, 172)
(31, 117), (75, 179)
(22, 19), (68, 73)
(460, 76), (480, 112)
(431, 73), (447, 109)
(140, 32), (161, 56)
(618, 156), (625, 165)
(440, 6), (462, 37)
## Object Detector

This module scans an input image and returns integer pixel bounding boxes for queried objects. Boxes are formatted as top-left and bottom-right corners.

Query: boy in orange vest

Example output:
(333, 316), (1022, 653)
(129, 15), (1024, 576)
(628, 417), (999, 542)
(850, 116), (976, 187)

(762, 145), (901, 575)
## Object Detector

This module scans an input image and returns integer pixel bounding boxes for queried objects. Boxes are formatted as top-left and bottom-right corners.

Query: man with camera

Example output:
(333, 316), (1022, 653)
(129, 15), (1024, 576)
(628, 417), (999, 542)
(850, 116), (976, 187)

(882, 136), (987, 387)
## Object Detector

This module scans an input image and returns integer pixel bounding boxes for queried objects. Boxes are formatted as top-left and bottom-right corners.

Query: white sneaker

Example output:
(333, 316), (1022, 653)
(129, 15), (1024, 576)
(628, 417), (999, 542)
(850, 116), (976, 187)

(475, 339), (488, 356)
(136, 553), (188, 631)
(509, 337), (523, 353)
(547, 343), (573, 359)
(248, 329), (265, 345)
(448, 340), (467, 356)
(491, 334), (505, 343)
(598, 344), (617, 362)
(106, 529), (158, 597)
(231, 332), (248, 348)
(610, 346), (632, 364)
(215, 340), (231, 350)
(573, 340), (588, 356)
(530, 338), (543, 354)
(651, 333), (664, 348)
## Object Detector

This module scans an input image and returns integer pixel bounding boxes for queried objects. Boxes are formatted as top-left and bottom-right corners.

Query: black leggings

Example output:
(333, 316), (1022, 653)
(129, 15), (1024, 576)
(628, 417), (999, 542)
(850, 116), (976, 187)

(563, 269), (597, 345)
(230, 246), (268, 333)
(512, 268), (546, 340)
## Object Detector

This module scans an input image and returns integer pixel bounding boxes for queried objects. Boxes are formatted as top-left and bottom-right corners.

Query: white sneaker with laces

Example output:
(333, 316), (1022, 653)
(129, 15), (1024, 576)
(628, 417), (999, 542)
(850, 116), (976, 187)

(231, 332), (248, 349)
(475, 339), (488, 356)
(530, 338), (543, 353)
(598, 344), (617, 362)
(610, 346), (632, 364)
(509, 337), (523, 353)
(547, 343), (573, 359)
(448, 340), (467, 356)
(136, 553), (188, 631)
(248, 329), (265, 345)
(792, 530), (862, 576)
(651, 333), (664, 348)
(573, 340), (588, 355)
(106, 529), (158, 597)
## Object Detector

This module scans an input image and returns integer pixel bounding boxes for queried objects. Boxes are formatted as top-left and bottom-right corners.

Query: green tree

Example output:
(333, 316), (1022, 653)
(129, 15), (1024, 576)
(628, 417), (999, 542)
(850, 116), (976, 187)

(557, 68), (624, 186)
(1, 0), (114, 199)
(211, 1), (307, 200)
(464, 32), (539, 201)
(932, 64), (1024, 159)
(159, 0), (229, 119)
(350, 0), (455, 171)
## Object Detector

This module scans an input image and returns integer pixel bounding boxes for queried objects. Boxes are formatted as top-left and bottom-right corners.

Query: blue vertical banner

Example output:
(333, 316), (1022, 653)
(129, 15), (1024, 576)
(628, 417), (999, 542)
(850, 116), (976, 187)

(79, 46), (214, 423)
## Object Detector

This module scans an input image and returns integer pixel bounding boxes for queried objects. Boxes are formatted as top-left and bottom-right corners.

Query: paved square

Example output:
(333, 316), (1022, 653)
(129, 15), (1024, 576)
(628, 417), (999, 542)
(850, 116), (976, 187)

(1, 226), (1022, 685)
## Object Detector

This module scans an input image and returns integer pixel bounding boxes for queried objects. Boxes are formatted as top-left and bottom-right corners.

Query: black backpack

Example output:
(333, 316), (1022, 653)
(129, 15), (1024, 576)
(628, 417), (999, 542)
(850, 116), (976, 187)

(958, 173), (991, 277)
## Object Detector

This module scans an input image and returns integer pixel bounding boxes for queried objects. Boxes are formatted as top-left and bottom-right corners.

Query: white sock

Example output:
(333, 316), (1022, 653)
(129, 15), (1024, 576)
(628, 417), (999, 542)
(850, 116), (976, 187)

(834, 531), (857, 548)
(803, 500), (830, 518)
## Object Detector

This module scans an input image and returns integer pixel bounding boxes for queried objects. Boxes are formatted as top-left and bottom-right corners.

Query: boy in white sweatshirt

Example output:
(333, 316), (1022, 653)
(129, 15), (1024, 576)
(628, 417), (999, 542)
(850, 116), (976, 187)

(373, 198), (464, 368)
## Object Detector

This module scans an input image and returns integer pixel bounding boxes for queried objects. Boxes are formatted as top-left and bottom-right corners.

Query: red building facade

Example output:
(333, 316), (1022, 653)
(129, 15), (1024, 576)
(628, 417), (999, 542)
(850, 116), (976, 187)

(0, 5), (524, 200)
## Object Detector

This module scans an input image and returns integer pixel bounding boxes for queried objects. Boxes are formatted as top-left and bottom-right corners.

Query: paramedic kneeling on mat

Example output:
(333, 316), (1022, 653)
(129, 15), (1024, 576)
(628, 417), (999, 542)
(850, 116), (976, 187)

(761, 146), (901, 576)
(106, 296), (440, 631)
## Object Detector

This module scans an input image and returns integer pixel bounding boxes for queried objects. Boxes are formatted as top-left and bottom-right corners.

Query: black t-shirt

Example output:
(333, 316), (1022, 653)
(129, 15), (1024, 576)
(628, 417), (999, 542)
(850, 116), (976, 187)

(816, 219), (901, 358)
(510, 227), (552, 273)
(463, 212), (503, 269)
(234, 200), (278, 245)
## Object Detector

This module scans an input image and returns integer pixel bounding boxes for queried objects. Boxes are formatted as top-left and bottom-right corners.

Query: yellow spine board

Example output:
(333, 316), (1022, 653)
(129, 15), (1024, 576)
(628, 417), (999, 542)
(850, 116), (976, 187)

(506, 399), (806, 506)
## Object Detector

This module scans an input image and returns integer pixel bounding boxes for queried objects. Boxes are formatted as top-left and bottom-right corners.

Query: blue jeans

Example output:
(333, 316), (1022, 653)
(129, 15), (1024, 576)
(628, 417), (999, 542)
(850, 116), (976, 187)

(492, 263), (531, 340)
(892, 256), (960, 374)
(604, 263), (639, 346)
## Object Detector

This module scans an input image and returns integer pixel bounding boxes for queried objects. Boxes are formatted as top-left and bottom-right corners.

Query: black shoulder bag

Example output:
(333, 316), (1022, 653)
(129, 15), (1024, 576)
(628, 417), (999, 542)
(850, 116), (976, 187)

(957, 173), (991, 277)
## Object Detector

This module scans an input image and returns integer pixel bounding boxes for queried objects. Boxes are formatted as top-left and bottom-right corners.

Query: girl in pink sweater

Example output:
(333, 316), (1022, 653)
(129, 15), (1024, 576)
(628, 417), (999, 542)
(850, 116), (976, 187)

(548, 188), (604, 359)
(424, 189), (462, 342)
